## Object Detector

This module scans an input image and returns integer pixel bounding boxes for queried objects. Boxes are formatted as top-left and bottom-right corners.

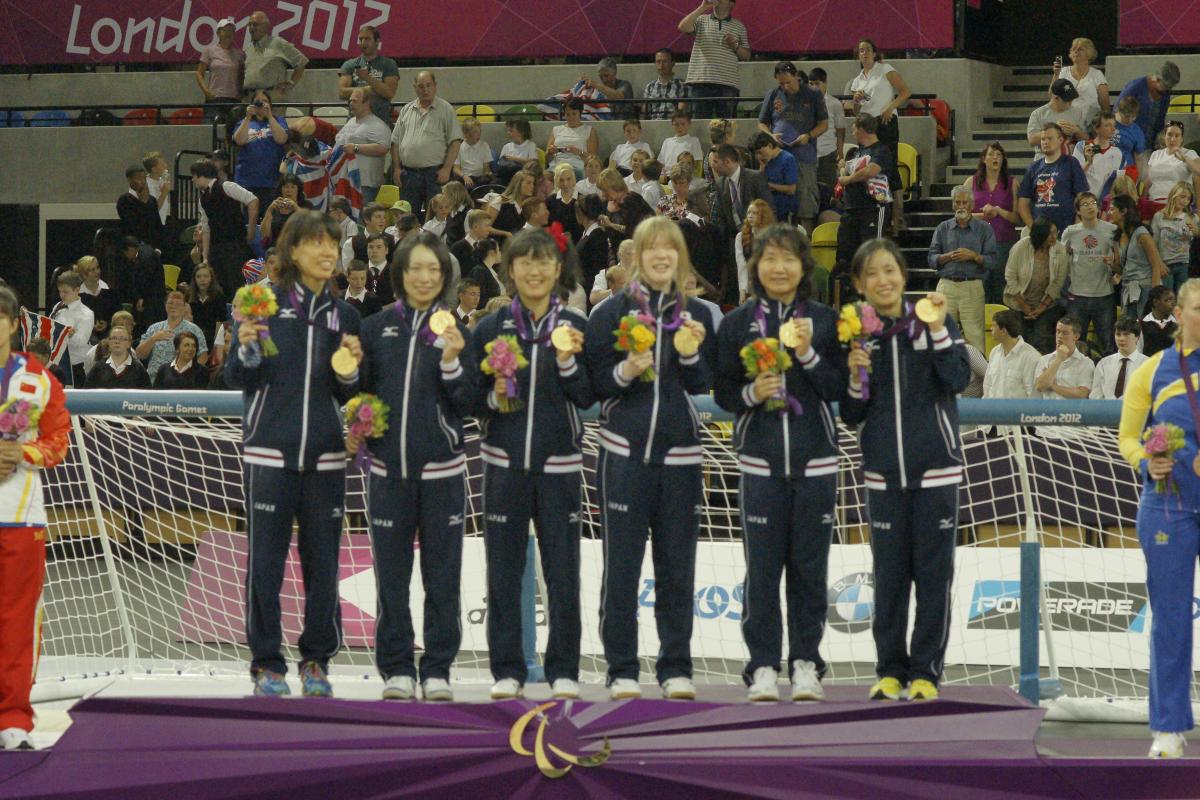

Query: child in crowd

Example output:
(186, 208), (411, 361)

(624, 151), (664, 208)
(454, 117), (495, 188)
(1151, 181), (1198, 292)
(344, 260), (383, 318)
(422, 193), (451, 240)
(657, 110), (704, 174)
(609, 118), (654, 176)
(577, 155), (603, 197)
(497, 119), (537, 183)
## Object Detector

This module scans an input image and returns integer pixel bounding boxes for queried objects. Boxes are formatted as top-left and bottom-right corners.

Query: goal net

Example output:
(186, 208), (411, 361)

(37, 391), (1152, 710)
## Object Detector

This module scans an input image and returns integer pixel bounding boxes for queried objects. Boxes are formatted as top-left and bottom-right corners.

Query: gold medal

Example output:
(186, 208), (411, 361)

(428, 309), (455, 336)
(673, 326), (699, 357)
(915, 297), (940, 324)
(330, 346), (357, 377)
(550, 324), (576, 352)
(1193, 453), (1200, 477)
(779, 319), (801, 349)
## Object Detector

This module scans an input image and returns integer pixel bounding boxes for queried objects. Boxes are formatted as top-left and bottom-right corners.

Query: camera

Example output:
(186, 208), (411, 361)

(252, 100), (265, 109)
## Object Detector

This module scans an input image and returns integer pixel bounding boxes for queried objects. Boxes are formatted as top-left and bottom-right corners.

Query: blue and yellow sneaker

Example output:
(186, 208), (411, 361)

(252, 669), (291, 697)
(299, 661), (333, 698)
(907, 679), (939, 701)
(868, 676), (904, 701)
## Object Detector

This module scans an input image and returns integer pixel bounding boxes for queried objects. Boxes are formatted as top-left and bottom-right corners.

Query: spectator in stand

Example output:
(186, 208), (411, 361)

(983, 308), (1040, 399)
(833, 114), (894, 296)
(1152, 181), (1199, 292)
(658, 110), (704, 174)
(1113, 95), (1147, 173)
(243, 11), (307, 100)
(548, 164), (582, 242)
(1050, 38), (1110, 127)
(1090, 316), (1147, 399)
(454, 278), (481, 328)
(523, 161), (554, 202)
(758, 61), (826, 232)
(1142, 121), (1200, 221)
(1111, 194), (1167, 319)
(597, 167), (655, 255)
(577, 154), (603, 197)
(192, 160), (259, 296)
(343, 260), (383, 318)
(136, 291), (209, 379)
(233, 90), (288, 208)
(337, 87), (393, 203)
(1027, 79), (1087, 159)
(519, 197), (550, 232)
(848, 39), (911, 233)
(453, 117), (495, 189)
(1004, 217), (1069, 353)
(25, 337), (67, 385)
(116, 236), (165, 327)
(185, 263), (226, 349)
(583, 57), (635, 103)
(609, 118), (654, 176)
(196, 17), (244, 121)
(643, 49), (687, 120)
(1061, 192), (1119, 358)
(142, 152), (172, 228)
(337, 25), (398, 125)
(677, 0), (749, 120)
(259, 174), (309, 247)
(363, 233), (394, 303)
(589, 239), (633, 309)
(660, 162), (711, 223)
(928, 185), (996, 352)
(343, 203), (393, 265)
(209, 149), (231, 182)
(1117, 61), (1180, 149)
(1073, 112), (1123, 201)
(734, 198), (776, 301)
(422, 194), (450, 240)
(50, 271), (95, 386)
(329, 196), (358, 244)
(85, 327), (150, 389)
(1034, 316), (1095, 399)
(75, 255), (118, 342)
(117, 164), (165, 251)
(390, 71), (463, 219)
(809, 68), (847, 211)
(674, 152), (708, 194)
(967, 142), (1020, 305)
(440, 181), (472, 244)
(624, 152), (663, 208)
(449, 210), (492, 275)
(488, 171), (536, 236)
(1018, 123), (1089, 232)
(83, 311), (137, 375)
(154, 331), (208, 389)
(751, 132), (799, 225)
(469, 238), (505, 307)
(1140, 285), (1178, 356)
(575, 194), (610, 293)
(496, 119), (538, 184)
(546, 98), (598, 180)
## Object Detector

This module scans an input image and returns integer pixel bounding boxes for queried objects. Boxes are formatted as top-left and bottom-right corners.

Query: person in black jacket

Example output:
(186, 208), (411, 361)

(184, 264), (226, 350)
(469, 229), (595, 702)
(468, 238), (505, 308)
(116, 164), (165, 251)
(714, 225), (845, 704)
(584, 216), (715, 702)
(596, 168), (653, 263)
(84, 328), (151, 388)
(348, 231), (476, 703)
(575, 194), (611, 302)
(841, 238), (970, 703)
(153, 331), (209, 388)
(224, 210), (362, 699)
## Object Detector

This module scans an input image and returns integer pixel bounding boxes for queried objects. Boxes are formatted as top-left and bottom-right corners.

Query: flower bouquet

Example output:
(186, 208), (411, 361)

(231, 284), (279, 356)
(481, 335), (529, 412)
(344, 393), (389, 470)
(838, 302), (884, 400)
(740, 337), (800, 414)
(1142, 423), (1186, 495)
(613, 312), (657, 381)
(0, 398), (41, 442)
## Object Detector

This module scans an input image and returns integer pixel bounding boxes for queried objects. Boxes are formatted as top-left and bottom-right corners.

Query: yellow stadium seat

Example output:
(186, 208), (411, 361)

(537, 148), (547, 169)
(163, 264), (181, 290)
(984, 303), (1007, 356)
(374, 184), (400, 209)
(457, 104), (497, 123)
(1168, 93), (1200, 115)
(897, 142), (919, 195)
(810, 221), (839, 271)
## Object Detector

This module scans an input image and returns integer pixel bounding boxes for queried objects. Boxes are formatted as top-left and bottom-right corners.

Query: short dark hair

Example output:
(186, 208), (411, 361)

(173, 330), (199, 351)
(1028, 217), (1055, 250)
(520, 197), (547, 221)
(1041, 122), (1065, 139)
(1114, 316), (1141, 336)
(361, 202), (387, 223)
(1057, 315), (1083, 336)
(1146, 284), (1175, 309)
(622, 117), (643, 129)
(849, 238), (908, 282)
(564, 96), (585, 113)
(808, 67), (828, 83)
(346, 260), (368, 275)
(328, 196), (352, 215)
(389, 230), (451, 299)
(189, 160), (218, 179)
(56, 270), (84, 290)
(746, 224), (814, 301)
(774, 61), (798, 76)
(365, 232), (390, 250)
(750, 132), (779, 153)
(26, 337), (50, 363)
(506, 118), (532, 140)
(473, 238), (499, 263)
(715, 143), (741, 162)
(992, 309), (1024, 338)
(853, 113), (878, 135)
(655, 48), (674, 60)
(576, 193), (605, 221)
(457, 278), (481, 294)
(671, 109), (692, 122)
(125, 164), (147, 179)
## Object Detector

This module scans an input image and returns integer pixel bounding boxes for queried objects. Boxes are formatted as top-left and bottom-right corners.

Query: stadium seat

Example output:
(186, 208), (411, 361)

(313, 106), (349, 126)
(897, 142), (919, 196)
(537, 148), (547, 169)
(163, 264), (181, 290)
(810, 265), (831, 305)
(810, 221), (839, 271)
(124, 108), (160, 126)
(285, 106), (306, 120)
(27, 109), (72, 127)
(501, 104), (540, 122)
(983, 303), (1007, 356)
(374, 184), (400, 209)
(1168, 93), (1200, 115)
(168, 107), (204, 125)
(457, 104), (497, 123)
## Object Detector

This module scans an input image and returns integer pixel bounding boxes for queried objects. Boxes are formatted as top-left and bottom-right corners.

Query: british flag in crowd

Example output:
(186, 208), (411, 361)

(283, 143), (363, 215)
(1036, 175), (1057, 204)
(17, 309), (72, 366)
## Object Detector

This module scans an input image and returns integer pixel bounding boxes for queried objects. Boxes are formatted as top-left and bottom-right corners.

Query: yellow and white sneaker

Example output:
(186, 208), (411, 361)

(907, 679), (939, 701)
(869, 677), (904, 701)
(1149, 731), (1186, 759)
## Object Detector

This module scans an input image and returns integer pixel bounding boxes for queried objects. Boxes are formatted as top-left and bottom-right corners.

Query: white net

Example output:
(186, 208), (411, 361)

(37, 407), (1150, 701)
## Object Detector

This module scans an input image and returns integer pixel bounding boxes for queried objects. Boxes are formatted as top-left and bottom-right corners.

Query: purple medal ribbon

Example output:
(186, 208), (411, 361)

(289, 288), (342, 334)
(392, 300), (442, 346)
(628, 281), (685, 332)
(877, 301), (925, 342)
(510, 294), (561, 345)
(754, 299), (805, 416)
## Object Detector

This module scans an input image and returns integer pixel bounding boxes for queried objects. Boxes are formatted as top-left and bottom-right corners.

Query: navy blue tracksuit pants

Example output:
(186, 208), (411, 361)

(483, 465), (582, 685)
(598, 450), (702, 685)
(244, 465), (346, 675)
(740, 473), (836, 684)
(367, 472), (466, 682)
(866, 484), (959, 685)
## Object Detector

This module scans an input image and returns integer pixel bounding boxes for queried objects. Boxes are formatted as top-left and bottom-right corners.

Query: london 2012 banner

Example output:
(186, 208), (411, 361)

(1119, 0), (1200, 45)
(0, 0), (952, 66)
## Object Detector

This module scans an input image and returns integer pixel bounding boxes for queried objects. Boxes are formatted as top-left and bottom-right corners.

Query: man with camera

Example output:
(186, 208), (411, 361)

(336, 88), (392, 204)
(1073, 111), (1123, 201)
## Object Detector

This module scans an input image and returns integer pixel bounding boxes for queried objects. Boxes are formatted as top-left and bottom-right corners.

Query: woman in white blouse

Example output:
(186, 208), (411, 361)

(848, 38), (912, 233)
(1143, 121), (1200, 217)
(1049, 38), (1109, 126)
(545, 97), (599, 178)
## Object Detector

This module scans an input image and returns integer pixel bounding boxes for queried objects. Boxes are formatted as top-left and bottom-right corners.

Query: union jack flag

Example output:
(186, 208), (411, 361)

(283, 143), (363, 215)
(536, 80), (614, 120)
(17, 309), (72, 367)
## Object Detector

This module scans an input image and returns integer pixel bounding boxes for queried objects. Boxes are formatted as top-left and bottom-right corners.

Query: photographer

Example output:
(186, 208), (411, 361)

(1072, 112), (1123, 202)
(232, 90), (288, 209)
(260, 175), (310, 247)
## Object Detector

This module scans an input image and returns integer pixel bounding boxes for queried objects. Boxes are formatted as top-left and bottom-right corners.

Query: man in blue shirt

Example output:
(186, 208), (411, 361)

(1113, 94), (1148, 172)
(751, 133), (798, 224)
(758, 61), (826, 233)
(927, 185), (997, 351)
(1117, 61), (1180, 148)
(1018, 123), (1089, 234)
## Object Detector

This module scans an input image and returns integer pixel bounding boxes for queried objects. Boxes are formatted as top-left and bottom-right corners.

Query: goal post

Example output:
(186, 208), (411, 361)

(39, 390), (1146, 715)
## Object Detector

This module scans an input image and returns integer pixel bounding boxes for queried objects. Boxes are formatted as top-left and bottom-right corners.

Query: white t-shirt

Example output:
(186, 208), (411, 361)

(658, 135), (703, 170)
(550, 123), (593, 173)
(611, 141), (654, 171)
(1034, 349), (1095, 399)
(1071, 141), (1123, 199)
(848, 62), (897, 118)
(1060, 219), (1117, 297)
(624, 175), (663, 207)
(1027, 102), (1088, 159)
(335, 114), (392, 188)
(983, 338), (1040, 399)
(1146, 148), (1200, 203)
(1056, 66), (1107, 124)
(500, 140), (537, 162)
(816, 92), (847, 158)
(456, 139), (495, 178)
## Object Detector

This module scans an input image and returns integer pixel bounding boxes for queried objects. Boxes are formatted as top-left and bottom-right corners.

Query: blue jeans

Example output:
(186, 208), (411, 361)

(1066, 294), (1116, 358)
(687, 83), (739, 120)
(399, 165), (443, 219)
(1166, 261), (1190, 292)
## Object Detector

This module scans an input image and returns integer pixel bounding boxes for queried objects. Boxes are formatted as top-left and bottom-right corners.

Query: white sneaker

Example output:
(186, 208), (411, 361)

(609, 678), (642, 700)
(490, 678), (523, 700)
(422, 678), (454, 702)
(661, 676), (696, 700)
(381, 675), (416, 701)
(0, 728), (33, 751)
(551, 678), (580, 699)
(1149, 731), (1186, 758)
(791, 659), (825, 702)
(747, 667), (780, 703)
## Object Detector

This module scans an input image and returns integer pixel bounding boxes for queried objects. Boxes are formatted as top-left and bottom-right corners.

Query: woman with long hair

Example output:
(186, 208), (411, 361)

(735, 199), (778, 301)
(1111, 193), (1169, 318)
(967, 142), (1020, 305)
(259, 174), (309, 246)
(184, 263), (226, 350)
(1151, 181), (1199, 292)
(488, 171), (536, 235)
(440, 180), (472, 244)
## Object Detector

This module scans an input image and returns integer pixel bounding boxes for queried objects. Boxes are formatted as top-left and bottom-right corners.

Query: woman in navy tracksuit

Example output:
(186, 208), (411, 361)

(584, 216), (715, 701)
(841, 238), (970, 702)
(714, 224), (845, 703)
(350, 231), (476, 703)
(470, 229), (595, 701)
(224, 210), (363, 698)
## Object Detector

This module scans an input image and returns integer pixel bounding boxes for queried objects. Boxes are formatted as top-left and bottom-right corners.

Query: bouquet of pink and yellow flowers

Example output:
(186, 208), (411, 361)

(1143, 423), (1187, 495)
(837, 302), (884, 400)
(0, 398), (41, 442)
(481, 335), (529, 412)
(740, 337), (801, 414)
(613, 312), (657, 381)
(231, 284), (280, 356)
(345, 393), (389, 469)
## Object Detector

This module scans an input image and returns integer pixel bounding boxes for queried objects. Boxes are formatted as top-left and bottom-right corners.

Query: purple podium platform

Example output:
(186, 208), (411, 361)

(0, 686), (1198, 799)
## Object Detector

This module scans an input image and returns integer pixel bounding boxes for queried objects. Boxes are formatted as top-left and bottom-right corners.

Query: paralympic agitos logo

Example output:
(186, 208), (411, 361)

(509, 702), (612, 778)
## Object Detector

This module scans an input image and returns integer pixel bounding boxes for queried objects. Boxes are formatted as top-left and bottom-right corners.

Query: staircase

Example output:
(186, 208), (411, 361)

(897, 65), (1059, 292)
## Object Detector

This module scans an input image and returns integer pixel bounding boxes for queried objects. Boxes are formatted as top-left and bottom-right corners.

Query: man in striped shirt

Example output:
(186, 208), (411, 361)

(677, 0), (750, 120)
